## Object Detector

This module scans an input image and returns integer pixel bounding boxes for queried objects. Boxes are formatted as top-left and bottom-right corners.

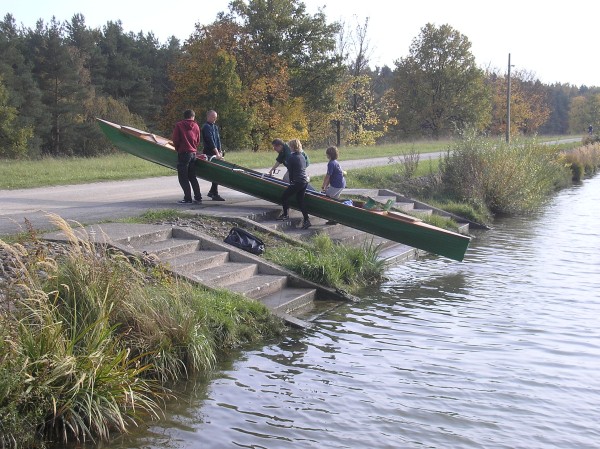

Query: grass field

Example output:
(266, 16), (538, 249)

(0, 136), (581, 190)
(0, 141), (451, 189)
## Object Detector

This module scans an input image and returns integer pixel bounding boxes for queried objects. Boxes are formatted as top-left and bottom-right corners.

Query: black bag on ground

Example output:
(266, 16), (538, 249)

(224, 227), (265, 255)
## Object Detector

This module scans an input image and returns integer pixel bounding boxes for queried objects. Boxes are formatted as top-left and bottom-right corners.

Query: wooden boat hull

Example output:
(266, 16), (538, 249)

(97, 119), (470, 261)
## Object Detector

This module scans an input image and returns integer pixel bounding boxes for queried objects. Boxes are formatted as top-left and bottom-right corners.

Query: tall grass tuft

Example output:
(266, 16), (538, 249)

(440, 132), (571, 215)
(0, 254), (159, 445)
(559, 143), (600, 180)
(266, 233), (387, 290)
(427, 199), (492, 225)
(0, 214), (283, 447)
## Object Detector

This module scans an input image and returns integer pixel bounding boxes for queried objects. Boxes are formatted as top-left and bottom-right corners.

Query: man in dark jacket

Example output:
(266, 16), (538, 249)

(201, 110), (225, 201)
(172, 109), (202, 204)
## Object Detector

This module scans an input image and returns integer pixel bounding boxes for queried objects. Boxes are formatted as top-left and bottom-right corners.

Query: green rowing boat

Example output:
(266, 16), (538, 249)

(97, 118), (471, 261)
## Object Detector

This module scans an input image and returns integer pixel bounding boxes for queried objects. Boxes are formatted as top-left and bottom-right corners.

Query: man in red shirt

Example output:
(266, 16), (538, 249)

(172, 109), (202, 204)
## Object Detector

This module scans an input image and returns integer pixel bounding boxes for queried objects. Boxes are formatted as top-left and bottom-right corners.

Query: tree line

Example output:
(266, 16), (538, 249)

(1, 0), (599, 159)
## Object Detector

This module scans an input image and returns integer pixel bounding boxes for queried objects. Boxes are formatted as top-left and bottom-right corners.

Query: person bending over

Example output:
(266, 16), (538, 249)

(277, 139), (311, 229)
(269, 138), (292, 182)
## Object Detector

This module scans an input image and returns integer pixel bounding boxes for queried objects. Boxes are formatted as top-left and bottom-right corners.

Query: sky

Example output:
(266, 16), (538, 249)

(3, 0), (599, 87)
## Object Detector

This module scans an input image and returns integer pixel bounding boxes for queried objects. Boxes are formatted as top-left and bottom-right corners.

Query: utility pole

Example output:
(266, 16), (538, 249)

(506, 53), (512, 144)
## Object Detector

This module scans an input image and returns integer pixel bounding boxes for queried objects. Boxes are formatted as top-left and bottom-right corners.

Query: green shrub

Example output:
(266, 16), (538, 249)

(421, 213), (461, 231)
(427, 199), (491, 225)
(265, 233), (387, 290)
(440, 132), (570, 215)
(570, 162), (584, 181)
(582, 133), (600, 145)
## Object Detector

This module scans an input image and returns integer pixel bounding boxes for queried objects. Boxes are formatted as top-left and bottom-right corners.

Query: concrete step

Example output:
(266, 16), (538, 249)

(190, 262), (258, 287)
(270, 218), (302, 232)
(313, 226), (364, 243)
(133, 238), (200, 258)
(259, 287), (318, 314)
(457, 222), (470, 235)
(163, 250), (230, 272)
(363, 235), (398, 250)
(284, 223), (397, 251)
(343, 188), (380, 197)
(393, 202), (416, 212)
(330, 232), (399, 252)
(265, 215), (317, 232)
(378, 243), (419, 264)
(368, 195), (418, 213)
(281, 220), (335, 238)
(370, 195), (396, 204)
(118, 228), (173, 246)
(411, 207), (433, 217)
(226, 274), (288, 299)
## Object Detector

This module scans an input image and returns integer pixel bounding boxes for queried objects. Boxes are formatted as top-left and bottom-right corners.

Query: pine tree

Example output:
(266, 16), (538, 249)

(28, 18), (91, 155)
(0, 76), (33, 158)
(0, 13), (44, 154)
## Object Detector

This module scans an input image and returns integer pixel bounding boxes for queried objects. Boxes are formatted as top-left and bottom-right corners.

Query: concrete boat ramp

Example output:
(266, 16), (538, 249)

(43, 189), (474, 328)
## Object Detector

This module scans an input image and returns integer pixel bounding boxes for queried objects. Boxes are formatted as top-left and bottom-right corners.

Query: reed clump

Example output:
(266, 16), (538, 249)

(558, 143), (600, 181)
(440, 133), (571, 215)
(0, 214), (283, 447)
(265, 233), (387, 290)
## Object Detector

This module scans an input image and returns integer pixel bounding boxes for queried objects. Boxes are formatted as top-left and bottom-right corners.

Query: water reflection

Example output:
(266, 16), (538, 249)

(102, 176), (600, 449)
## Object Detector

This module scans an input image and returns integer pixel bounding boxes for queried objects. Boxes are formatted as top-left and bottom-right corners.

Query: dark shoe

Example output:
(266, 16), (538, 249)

(207, 192), (215, 198)
(178, 199), (193, 204)
(194, 198), (202, 204)
(326, 220), (337, 225)
(210, 195), (225, 201)
(301, 220), (312, 229)
(276, 214), (289, 221)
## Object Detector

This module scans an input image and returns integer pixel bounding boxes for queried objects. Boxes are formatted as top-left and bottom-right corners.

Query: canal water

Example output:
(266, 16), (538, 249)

(104, 176), (600, 449)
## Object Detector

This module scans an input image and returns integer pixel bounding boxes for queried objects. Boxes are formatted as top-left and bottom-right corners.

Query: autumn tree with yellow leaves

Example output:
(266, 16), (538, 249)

(163, 0), (341, 151)
(487, 69), (551, 137)
(162, 20), (250, 150)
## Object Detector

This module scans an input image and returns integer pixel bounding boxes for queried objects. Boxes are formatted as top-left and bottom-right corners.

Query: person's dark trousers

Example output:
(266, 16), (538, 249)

(208, 182), (219, 196)
(281, 182), (309, 220)
(203, 152), (219, 196)
(177, 152), (201, 201)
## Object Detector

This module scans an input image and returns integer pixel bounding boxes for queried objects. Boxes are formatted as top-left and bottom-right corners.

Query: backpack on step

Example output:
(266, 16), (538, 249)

(223, 227), (265, 255)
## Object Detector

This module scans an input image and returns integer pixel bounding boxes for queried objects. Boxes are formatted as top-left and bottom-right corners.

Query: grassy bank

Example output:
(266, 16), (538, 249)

(1, 136), (594, 447)
(329, 136), (598, 224)
(0, 210), (389, 447)
(0, 215), (284, 447)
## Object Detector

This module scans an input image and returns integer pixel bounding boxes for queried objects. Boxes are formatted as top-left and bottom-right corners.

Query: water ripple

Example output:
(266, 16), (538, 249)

(104, 176), (600, 449)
